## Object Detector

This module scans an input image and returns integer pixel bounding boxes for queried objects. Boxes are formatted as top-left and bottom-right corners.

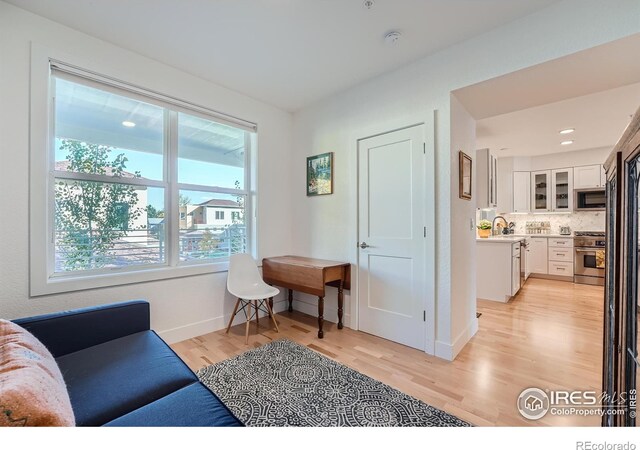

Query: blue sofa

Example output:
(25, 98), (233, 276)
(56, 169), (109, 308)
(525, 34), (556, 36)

(13, 300), (242, 427)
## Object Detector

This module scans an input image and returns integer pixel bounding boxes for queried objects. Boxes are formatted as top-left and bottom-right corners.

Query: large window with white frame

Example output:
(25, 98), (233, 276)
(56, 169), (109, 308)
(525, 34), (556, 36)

(45, 66), (254, 285)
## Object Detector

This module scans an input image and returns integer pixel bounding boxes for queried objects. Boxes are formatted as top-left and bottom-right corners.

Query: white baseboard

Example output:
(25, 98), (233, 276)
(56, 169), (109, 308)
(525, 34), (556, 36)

(158, 299), (288, 344)
(434, 317), (478, 361)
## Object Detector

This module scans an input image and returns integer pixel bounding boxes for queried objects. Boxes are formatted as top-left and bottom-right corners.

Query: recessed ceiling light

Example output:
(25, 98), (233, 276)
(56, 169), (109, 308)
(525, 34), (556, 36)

(560, 140), (574, 146)
(559, 128), (575, 135)
(363, 0), (375, 9)
(122, 121), (136, 128)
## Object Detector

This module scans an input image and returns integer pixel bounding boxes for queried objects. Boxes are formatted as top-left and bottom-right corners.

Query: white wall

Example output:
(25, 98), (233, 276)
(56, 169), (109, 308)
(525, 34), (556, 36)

(0, 2), (293, 343)
(447, 95), (479, 359)
(291, 0), (640, 360)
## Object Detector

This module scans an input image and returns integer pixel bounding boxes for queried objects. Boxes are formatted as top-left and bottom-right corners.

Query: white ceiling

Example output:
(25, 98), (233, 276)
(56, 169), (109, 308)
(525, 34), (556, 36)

(454, 33), (640, 120)
(476, 82), (640, 157)
(6, 0), (563, 111)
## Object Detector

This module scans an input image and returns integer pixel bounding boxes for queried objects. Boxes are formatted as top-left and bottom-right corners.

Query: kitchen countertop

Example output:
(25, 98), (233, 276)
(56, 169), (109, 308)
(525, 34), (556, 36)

(513, 234), (575, 238)
(476, 233), (580, 243)
(476, 236), (526, 243)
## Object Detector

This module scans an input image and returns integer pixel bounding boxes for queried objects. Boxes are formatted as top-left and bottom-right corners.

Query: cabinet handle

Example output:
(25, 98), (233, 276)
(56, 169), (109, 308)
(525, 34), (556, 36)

(557, 267), (566, 270)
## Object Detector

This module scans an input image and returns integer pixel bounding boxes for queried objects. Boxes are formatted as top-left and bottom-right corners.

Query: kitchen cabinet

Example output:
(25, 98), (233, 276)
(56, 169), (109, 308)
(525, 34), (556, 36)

(524, 238), (531, 280)
(529, 237), (548, 274)
(574, 164), (605, 189)
(548, 237), (574, 278)
(512, 243), (521, 296)
(513, 171), (531, 212)
(477, 239), (523, 302)
(551, 168), (574, 212)
(531, 170), (551, 212)
(476, 148), (498, 209)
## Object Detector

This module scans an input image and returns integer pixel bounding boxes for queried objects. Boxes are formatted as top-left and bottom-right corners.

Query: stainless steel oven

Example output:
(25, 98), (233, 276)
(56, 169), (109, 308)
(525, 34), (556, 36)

(574, 231), (605, 285)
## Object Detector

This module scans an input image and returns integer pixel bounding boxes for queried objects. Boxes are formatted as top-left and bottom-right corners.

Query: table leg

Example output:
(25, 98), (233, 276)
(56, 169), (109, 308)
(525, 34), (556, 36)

(337, 279), (344, 330)
(317, 296), (324, 339)
(288, 289), (293, 313)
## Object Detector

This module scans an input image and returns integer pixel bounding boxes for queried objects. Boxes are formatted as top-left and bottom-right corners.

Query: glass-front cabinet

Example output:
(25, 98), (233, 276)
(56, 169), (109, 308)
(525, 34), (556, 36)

(551, 168), (573, 212)
(531, 170), (551, 212)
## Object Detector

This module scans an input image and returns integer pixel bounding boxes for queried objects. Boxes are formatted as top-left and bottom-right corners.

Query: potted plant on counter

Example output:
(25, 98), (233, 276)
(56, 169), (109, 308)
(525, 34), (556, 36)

(477, 220), (492, 238)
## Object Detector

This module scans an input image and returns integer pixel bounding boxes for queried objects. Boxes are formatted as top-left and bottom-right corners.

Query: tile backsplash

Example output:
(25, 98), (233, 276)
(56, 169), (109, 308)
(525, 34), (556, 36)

(502, 211), (605, 235)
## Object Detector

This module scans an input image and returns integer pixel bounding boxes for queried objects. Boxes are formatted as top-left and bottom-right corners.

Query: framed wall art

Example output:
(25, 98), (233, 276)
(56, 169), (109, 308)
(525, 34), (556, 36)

(307, 152), (333, 196)
(459, 151), (472, 200)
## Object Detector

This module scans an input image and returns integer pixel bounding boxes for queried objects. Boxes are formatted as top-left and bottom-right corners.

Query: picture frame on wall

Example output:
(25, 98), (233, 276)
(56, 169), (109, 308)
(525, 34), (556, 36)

(307, 152), (333, 196)
(459, 151), (472, 200)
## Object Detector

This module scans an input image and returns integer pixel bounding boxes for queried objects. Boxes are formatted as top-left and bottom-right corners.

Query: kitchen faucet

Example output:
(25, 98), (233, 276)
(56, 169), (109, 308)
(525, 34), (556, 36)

(492, 215), (508, 236)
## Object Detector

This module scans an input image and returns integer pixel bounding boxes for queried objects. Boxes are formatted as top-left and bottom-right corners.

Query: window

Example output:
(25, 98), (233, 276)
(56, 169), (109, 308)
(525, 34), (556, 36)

(36, 63), (255, 292)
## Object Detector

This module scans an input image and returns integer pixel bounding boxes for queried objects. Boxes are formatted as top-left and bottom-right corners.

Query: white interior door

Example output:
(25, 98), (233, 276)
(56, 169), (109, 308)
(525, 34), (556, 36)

(357, 125), (426, 350)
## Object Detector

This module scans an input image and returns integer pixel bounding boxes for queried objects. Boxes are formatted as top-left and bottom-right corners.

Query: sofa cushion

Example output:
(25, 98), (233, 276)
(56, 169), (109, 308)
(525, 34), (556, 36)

(0, 320), (75, 426)
(56, 330), (197, 426)
(103, 382), (243, 427)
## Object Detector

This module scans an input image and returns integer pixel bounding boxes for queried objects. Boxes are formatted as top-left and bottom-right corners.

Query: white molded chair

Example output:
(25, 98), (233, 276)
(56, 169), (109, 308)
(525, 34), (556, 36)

(226, 253), (280, 344)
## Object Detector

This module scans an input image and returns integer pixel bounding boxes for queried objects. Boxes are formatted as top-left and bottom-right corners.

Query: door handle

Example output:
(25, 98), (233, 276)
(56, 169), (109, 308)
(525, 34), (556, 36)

(359, 242), (370, 249)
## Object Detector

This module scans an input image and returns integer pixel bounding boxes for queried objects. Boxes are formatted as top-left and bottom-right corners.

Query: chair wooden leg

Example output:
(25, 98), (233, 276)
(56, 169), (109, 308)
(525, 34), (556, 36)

(265, 299), (279, 333)
(226, 298), (241, 334)
(245, 303), (251, 345)
(254, 299), (259, 328)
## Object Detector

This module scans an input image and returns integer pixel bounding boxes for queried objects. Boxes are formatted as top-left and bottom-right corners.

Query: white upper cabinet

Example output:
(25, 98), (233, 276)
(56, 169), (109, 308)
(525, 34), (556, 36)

(551, 168), (573, 212)
(531, 170), (551, 212)
(574, 164), (605, 189)
(513, 171), (531, 213)
(476, 148), (498, 209)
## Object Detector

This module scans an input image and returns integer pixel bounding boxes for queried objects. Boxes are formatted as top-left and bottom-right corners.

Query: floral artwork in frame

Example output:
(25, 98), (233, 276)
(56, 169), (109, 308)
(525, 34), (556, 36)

(307, 152), (334, 196)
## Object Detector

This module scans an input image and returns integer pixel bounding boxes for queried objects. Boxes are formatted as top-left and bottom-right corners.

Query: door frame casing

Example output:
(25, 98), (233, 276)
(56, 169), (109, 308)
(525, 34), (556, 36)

(350, 114), (436, 355)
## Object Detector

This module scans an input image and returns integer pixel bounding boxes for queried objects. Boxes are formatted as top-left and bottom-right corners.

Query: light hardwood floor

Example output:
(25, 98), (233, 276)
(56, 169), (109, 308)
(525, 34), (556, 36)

(171, 278), (604, 426)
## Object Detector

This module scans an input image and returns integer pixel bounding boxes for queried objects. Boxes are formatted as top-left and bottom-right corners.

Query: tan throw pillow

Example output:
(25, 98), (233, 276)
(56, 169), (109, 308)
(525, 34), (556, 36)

(0, 319), (75, 426)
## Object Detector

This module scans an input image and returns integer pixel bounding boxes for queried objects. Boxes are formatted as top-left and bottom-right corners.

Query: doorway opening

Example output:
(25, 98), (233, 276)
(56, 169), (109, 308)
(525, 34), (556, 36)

(450, 33), (640, 425)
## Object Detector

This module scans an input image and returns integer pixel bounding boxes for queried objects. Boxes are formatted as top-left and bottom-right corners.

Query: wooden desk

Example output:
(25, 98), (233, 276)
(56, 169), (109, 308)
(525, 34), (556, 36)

(262, 256), (351, 339)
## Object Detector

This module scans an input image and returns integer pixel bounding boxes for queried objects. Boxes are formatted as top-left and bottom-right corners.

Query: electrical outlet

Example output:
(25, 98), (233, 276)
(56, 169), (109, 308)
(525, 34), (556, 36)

(470, 218), (474, 231)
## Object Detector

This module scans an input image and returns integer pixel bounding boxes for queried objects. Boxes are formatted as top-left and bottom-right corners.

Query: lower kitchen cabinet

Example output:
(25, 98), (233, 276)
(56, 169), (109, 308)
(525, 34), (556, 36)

(548, 238), (574, 278)
(477, 240), (522, 302)
(528, 237), (548, 274)
(528, 236), (574, 280)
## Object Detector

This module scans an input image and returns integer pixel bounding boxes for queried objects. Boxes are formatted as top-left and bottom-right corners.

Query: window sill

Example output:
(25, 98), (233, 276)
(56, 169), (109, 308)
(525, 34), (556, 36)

(30, 261), (230, 297)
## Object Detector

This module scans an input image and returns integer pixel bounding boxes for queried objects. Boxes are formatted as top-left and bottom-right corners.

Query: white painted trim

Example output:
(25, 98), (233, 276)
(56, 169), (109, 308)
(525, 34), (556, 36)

(350, 114), (436, 356)
(158, 299), (288, 344)
(435, 317), (478, 361)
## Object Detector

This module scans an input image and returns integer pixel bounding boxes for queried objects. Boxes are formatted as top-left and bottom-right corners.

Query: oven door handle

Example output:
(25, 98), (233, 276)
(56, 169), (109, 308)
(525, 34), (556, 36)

(575, 248), (603, 253)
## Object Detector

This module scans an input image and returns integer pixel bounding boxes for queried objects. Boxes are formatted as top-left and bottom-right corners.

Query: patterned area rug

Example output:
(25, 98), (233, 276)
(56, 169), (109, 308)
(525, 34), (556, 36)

(196, 339), (471, 427)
